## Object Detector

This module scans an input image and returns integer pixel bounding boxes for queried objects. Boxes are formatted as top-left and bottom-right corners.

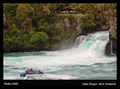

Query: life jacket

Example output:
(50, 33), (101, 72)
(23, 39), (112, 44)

(27, 69), (29, 74)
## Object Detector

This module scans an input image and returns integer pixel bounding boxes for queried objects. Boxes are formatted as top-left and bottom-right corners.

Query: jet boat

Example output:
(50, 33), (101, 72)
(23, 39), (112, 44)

(20, 69), (44, 77)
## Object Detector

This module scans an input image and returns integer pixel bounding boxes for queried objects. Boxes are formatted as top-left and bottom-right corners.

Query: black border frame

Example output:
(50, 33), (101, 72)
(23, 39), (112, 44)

(1, 1), (119, 86)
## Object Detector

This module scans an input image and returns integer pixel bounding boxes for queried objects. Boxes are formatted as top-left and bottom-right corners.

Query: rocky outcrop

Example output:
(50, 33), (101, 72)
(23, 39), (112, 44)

(105, 39), (117, 55)
(53, 16), (82, 50)
(108, 17), (117, 40)
(105, 17), (117, 55)
(80, 24), (110, 35)
(64, 17), (70, 28)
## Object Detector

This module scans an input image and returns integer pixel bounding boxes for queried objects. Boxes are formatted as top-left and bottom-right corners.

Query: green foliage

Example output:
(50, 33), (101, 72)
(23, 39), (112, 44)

(30, 31), (49, 47)
(42, 4), (51, 15)
(27, 25), (36, 36)
(61, 29), (72, 41)
(81, 14), (96, 28)
(50, 23), (72, 42)
(10, 26), (22, 37)
(22, 34), (30, 42)
(65, 3), (117, 28)
(56, 3), (70, 11)
(3, 3), (18, 16)
(37, 20), (50, 31)
(16, 4), (34, 21)
(3, 35), (14, 49)
(52, 36), (61, 41)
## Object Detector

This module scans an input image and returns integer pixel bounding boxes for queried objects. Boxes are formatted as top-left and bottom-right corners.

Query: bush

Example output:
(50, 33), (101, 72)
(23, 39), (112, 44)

(10, 28), (22, 37)
(3, 36), (14, 49)
(22, 34), (30, 42)
(81, 14), (96, 28)
(30, 31), (49, 47)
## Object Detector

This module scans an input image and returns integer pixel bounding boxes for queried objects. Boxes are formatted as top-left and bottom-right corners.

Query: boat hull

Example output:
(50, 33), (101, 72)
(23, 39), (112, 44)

(20, 71), (44, 77)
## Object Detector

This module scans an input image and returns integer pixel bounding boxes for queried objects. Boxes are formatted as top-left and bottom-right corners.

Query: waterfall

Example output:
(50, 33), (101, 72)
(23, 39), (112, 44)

(74, 35), (86, 47)
(77, 31), (109, 56)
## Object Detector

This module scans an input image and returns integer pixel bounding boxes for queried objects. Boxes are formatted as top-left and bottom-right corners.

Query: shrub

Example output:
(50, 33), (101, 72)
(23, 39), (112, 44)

(30, 31), (49, 47)
(10, 28), (22, 37)
(3, 36), (14, 49)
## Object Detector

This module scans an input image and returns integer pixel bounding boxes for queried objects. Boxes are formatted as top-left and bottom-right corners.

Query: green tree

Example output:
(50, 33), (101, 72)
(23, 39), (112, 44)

(3, 35), (14, 49)
(22, 34), (30, 42)
(16, 4), (34, 21)
(3, 3), (18, 17)
(9, 24), (23, 37)
(30, 31), (49, 47)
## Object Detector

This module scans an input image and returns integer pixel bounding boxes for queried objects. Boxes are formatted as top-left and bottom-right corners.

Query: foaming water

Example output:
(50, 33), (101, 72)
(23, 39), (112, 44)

(3, 31), (117, 80)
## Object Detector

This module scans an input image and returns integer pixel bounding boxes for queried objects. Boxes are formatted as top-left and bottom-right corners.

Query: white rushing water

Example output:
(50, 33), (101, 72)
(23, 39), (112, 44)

(74, 35), (86, 47)
(3, 31), (117, 80)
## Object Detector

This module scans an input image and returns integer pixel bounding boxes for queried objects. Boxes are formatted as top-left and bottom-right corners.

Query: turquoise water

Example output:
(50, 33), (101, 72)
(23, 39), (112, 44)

(3, 31), (117, 80)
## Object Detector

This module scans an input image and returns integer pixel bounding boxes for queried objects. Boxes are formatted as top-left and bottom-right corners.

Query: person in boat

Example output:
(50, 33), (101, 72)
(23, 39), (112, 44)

(26, 68), (40, 72)
(30, 68), (32, 71)
(26, 69), (29, 74)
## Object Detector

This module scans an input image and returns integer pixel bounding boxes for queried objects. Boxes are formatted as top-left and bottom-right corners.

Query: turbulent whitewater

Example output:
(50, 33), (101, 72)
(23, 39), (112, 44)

(3, 31), (117, 80)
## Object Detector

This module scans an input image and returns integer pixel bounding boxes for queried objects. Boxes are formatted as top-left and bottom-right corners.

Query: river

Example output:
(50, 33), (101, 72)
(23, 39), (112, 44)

(3, 31), (117, 80)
